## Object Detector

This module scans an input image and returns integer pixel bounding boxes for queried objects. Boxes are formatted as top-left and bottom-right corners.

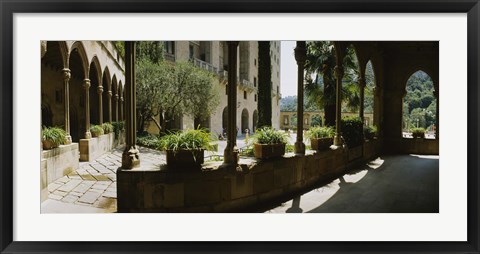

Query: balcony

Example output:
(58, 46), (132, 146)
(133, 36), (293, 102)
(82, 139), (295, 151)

(193, 58), (218, 74)
(239, 79), (257, 93)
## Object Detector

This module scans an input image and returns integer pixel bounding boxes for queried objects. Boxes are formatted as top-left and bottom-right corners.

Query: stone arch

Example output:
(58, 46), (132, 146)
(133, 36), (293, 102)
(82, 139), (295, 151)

(41, 41), (67, 128)
(402, 70), (437, 139)
(68, 43), (88, 142)
(69, 41), (89, 79)
(241, 108), (249, 133)
(252, 110), (258, 132)
(102, 67), (111, 123)
(89, 56), (102, 125)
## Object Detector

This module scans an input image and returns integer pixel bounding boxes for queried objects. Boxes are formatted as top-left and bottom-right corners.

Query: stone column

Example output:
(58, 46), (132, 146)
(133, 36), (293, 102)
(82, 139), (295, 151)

(114, 93), (119, 122)
(83, 79), (92, 139)
(359, 76), (366, 124)
(120, 96), (124, 121)
(122, 41), (140, 169)
(334, 66), (343, 146)
(294, 41), (306, 155)
(223, 41), (239, 165)
(62, 68), (72, 144)
(107, 90), (112, 123)
(97, 85), (103, 125)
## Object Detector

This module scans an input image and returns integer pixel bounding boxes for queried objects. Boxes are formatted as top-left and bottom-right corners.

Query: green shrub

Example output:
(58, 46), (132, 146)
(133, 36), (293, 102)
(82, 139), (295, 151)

(102, 122), (114, 134)
(112, 121), (125, 139)
(158, 128), (216, 151)
(306, 126), (335, 139)
(137, 134), (161, 149)
(411, 127), (425, 138)
(285, 144), (295, 153)
(90, 124), (104, 137)
(363, 125), (378, 140)
(42, 126), (66, 146)
(341, 116), (363, 147)
(252, 127), (288, 145)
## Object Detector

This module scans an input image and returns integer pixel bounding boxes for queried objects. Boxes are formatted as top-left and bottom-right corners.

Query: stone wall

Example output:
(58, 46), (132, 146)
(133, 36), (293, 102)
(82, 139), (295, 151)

(41, 143), (79, 202)
(79, 132), (115, 162)
(117, 140), (381, 213)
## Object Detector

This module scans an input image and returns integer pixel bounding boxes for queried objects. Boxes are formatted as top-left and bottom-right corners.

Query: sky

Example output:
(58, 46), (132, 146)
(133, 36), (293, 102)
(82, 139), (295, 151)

(280, 41), (298, 98)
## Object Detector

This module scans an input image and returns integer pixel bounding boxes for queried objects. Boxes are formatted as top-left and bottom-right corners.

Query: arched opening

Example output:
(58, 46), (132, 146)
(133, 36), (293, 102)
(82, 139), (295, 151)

(364, 60), (375, 126)
(222, 107), (228, 132)
(111, 75), (118, 122)
(402, 70), (436, 139)
(41, 41), (66, 128)
(241, 108), (249, 133)
(68, 44), (88, 142)
(252, 110), (258, 132)
(342, 44), (360, 115)
(89, 57), (101, 125)
(102, 67), (111, 123)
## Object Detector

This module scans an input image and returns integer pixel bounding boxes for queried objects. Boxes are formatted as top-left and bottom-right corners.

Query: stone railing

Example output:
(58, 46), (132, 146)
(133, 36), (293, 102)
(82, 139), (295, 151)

(193, 58), (218, 74)
(239, 79), (257, 93)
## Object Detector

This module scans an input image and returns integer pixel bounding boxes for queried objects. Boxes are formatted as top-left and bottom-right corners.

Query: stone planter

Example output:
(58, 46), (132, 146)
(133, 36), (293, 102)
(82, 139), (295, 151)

(42, 140), (59, 150)
(254, 143), (286, 159)
(310, 137), (333, 151)
(166, 149), (205, 169)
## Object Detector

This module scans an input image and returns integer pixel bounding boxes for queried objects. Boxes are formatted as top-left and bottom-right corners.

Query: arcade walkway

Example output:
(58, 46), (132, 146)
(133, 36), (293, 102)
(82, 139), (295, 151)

(41, 147), (439, 213)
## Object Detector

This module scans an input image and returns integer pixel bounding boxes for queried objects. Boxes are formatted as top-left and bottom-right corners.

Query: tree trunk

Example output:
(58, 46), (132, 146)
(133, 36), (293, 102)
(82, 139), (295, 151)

(323, 73), (336, 127)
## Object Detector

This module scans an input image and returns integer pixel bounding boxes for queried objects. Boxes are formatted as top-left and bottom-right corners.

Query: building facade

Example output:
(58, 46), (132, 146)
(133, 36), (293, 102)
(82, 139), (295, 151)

(145, 41), (281, 136)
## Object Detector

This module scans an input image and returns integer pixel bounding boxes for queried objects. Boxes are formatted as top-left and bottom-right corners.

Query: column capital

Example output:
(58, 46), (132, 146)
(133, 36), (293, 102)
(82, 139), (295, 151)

(83, 79), (91, 89)
(108, 90), (113, 97)
(120, 97), (124, 102)
(97, 85), (104, 94)
(62, 68), (71, 81)
(114, 94), (119, 100)
(334, 66), (344, 80)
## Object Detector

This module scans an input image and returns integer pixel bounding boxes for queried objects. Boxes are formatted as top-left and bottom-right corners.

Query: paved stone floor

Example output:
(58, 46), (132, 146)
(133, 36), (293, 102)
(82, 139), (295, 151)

(265, 154), (439, 213)
(42, 143), (439, 213)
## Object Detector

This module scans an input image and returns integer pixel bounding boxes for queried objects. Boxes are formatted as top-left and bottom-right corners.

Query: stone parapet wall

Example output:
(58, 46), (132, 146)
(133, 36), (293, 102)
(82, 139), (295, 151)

(385, 138), (438, 155)
(117, 140), (381, 213)
(41, 143), (79, 202)
(79, 133), (115, 162)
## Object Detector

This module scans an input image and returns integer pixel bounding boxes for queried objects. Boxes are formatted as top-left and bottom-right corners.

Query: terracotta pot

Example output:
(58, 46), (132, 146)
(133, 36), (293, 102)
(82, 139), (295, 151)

(42, 140), (58, 150)
(253, 143), (285, 159)
(166, 149), (204, 169)
(310, 137), (333, 151)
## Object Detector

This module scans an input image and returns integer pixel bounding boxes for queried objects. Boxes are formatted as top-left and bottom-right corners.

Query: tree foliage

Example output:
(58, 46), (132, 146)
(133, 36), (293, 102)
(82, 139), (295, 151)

(402, 70), (436, 130)
(135, 41), (219, 133)
(304, 42), (360, 127)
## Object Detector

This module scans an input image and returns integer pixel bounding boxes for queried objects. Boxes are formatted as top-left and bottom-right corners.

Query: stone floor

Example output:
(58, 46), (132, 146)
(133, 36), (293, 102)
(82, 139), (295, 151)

(42, 144), (439, 213)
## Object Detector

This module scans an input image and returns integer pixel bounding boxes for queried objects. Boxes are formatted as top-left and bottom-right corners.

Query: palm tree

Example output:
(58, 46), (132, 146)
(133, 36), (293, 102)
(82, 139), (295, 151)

(304, 41), (360, 126)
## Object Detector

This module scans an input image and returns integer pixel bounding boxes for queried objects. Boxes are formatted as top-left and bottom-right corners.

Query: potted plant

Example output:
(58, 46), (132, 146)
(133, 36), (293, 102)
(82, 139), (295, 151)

(158, 128), (216, 169)
(90, 124), (104, 137)
(411, 127), (425, 138)
(363, 125), (378, 141)
(102, 122), (114, 134)
(307, 126), (334, 151)
(42, 126), (66, 150)
(252, 127), (288, 159)
(341, 116), (364, 148)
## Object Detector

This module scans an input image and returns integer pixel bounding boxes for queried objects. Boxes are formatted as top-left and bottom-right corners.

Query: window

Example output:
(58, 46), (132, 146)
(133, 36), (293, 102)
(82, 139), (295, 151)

(254, 94), (257, 102)
(254, 77), (257, 87)
(254, 58), (256, 66)
(244, 91), (247, 99)
(225, 85), (228, 95)
(55, 89), (62, 104)
(164, 41), (175, 54)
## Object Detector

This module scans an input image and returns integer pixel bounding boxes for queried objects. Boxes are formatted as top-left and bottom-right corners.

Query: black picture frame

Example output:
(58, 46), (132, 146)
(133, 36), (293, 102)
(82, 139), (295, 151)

(1, 1), (479, 253)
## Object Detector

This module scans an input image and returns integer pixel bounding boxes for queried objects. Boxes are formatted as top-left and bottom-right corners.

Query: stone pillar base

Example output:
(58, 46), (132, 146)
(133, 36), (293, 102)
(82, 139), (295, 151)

(223, 146), (239, 165)
(65, 135), (72, 145)
(334, 135), (343, 146)
(122, 145), (140, 169)
(294, 141), (305, 155)
(85, 131), (92, 139)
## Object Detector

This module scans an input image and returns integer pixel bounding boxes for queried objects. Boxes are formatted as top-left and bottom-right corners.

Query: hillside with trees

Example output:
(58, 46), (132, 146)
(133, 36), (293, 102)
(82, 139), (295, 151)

(403, 71), (436, 131)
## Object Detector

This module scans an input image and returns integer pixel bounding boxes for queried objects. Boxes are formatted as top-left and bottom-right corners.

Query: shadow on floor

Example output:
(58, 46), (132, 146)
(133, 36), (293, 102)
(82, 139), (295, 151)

(273, 154), (439, 213)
